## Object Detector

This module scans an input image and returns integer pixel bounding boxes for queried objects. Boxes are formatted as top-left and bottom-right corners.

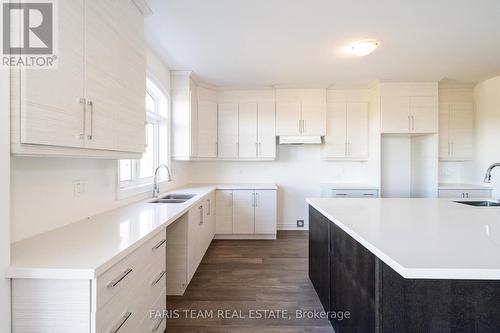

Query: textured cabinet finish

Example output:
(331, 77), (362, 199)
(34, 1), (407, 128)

(218, 103), (239, 158)
(308, 207), (331, 313)
(439, 102), (474, 160)
(324, 102), (368, 160)
(196, 88), (218, 158)
(276, 89), (326, 136)
(232, 190), (255, 234)
(309, 205), (500, 333)
(11, 229), (167, 333)
(215, 190), (233, 234)
(171, 72), (198, 160)
(238, 102), (276, 159)
(11, 0), (145, 158)
(380, 83), (438, 134)
(239, 103), (259, 158)
(254, 190), (277, 234)
(215, 188), (277, 238)
(257, 102), (277, 158)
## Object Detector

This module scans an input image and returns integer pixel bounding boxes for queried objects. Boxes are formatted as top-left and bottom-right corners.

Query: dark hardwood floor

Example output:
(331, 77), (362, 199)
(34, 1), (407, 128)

(166, 231), (334, 333)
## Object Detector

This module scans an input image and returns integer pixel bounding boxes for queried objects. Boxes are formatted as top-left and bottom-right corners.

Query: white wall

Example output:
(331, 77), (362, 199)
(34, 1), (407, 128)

(381, 134), (438, 198)
(1, 69), (11, 331)
(10, 49), (190, 242)
(473, 75), (500, 198)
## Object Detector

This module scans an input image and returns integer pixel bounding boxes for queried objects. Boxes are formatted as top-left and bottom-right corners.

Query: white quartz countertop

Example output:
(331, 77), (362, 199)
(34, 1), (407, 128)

(438, 183), (493, 190)
(306, 198), (500, 280)
(8, 184), (277, 280)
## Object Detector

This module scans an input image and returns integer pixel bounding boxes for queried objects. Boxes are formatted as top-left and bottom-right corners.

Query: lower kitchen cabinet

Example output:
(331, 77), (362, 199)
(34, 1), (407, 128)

(438, 188), (492, 199)
(167, 192), (216, 296)
(11, 229), (167, 333)
(215, 188), (277, 239)
(187, 194), (216, 285)
(308, 207), (330, 312)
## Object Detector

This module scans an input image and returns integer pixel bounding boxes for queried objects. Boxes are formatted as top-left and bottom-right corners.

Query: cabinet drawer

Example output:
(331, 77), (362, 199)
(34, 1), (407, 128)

(439, 189), (492, 199)
(134, 292), (167, 333)
(96, 230), (166, 310)
(330, 189), (379, 198)
(95, 231), (166, 332)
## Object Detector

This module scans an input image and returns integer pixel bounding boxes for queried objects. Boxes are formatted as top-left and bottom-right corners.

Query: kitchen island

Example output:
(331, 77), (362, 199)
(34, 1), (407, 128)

(307, 198), (500, 333)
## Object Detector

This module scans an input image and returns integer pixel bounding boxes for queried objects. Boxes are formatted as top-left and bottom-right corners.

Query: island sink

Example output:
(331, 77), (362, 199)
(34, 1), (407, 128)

(455, 200), (500, 207)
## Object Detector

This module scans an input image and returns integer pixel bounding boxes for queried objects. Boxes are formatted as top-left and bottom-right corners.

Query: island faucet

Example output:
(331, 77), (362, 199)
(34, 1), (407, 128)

(152, 164), (172, 198)
(484, 163), (500, 183)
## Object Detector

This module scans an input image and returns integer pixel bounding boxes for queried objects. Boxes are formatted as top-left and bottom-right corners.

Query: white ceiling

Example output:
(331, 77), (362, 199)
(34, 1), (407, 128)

(145, 0), (500, 87)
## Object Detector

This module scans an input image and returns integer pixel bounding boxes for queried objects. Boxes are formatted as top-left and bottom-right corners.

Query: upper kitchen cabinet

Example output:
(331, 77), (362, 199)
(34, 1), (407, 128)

(11, 0), (146, 158)
(217, 103), (239, 159)
(379, 82), (438, 134)
(196, 87), (218, 159)
(218, 89), (276, 160)
(324, 102), (369, 160)
(239, 102), (276, 159)
(438, 84), (474, 161)
(171, 71), (198, 160)
(276, 89), (327, 136)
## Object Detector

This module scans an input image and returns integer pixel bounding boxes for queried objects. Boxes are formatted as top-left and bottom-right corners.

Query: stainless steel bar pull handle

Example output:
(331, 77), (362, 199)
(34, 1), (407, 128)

(151, 270), (166, 286)
(79, 98), (86, 139)
(151, 316), (165, 332)
(87, 100), (94, 140)
(207, 199), (211, 216)
(107, 268), (133, 288)
(152, 239), (166, 251)
(109, 312), (132, 333)
(199, 205), (203, 225)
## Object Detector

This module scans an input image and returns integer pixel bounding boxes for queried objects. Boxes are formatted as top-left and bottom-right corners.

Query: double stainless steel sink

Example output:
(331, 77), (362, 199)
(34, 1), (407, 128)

(455, 200), (500, 207)
(150, 194), (195, 204)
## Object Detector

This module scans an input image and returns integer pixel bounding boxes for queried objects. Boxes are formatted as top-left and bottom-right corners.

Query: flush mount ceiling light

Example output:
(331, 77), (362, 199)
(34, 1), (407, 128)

(350, 40), (380, 56)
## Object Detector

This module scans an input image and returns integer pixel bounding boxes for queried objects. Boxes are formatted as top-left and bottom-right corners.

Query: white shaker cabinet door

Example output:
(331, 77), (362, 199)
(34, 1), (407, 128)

(239, 103), (258, 158)
(257, 102), (276, 159)
(19, 0), (85, 148)
(197, 100), (218, 158)
(218, 103), (239, 158)
(254, 190), (277, 235)
(232, 190), (255, 234)
(216, 190), (233, 235)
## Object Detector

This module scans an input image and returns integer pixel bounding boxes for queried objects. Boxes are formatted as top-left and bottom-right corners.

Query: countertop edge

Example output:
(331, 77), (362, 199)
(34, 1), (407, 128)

(306, 198), (500, 280)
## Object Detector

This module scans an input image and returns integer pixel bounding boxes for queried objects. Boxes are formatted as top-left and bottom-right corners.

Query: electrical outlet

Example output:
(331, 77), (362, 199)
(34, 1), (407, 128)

(297, 220), (304, 228)
(74, 181), (87, 197)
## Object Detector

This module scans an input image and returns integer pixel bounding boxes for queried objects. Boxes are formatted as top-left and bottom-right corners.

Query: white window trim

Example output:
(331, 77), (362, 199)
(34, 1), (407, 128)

(117, 78), (172, 200)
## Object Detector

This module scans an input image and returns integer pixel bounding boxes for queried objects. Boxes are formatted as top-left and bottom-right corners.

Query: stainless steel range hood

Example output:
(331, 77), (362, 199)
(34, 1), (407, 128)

(278, 136), (323, 145)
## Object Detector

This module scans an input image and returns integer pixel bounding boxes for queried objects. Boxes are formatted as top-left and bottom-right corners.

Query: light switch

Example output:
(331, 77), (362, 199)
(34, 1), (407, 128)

(74, 181), (87, 197)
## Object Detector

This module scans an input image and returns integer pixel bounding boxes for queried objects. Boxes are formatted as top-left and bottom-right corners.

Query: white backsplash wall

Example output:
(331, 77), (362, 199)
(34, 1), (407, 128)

(180, 144), (379, 229)
(10, 158), (190, 242)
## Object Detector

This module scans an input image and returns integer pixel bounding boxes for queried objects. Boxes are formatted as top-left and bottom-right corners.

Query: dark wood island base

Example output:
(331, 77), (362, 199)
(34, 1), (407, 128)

(308, 206), (500, 333)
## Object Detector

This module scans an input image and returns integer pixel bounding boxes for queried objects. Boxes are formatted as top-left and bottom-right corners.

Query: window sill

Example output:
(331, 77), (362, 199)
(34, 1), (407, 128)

(117, 179), (170, 201)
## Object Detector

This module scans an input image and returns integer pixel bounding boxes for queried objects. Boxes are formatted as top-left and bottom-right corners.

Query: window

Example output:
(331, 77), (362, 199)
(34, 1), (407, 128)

(118, 78), (170, 194)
